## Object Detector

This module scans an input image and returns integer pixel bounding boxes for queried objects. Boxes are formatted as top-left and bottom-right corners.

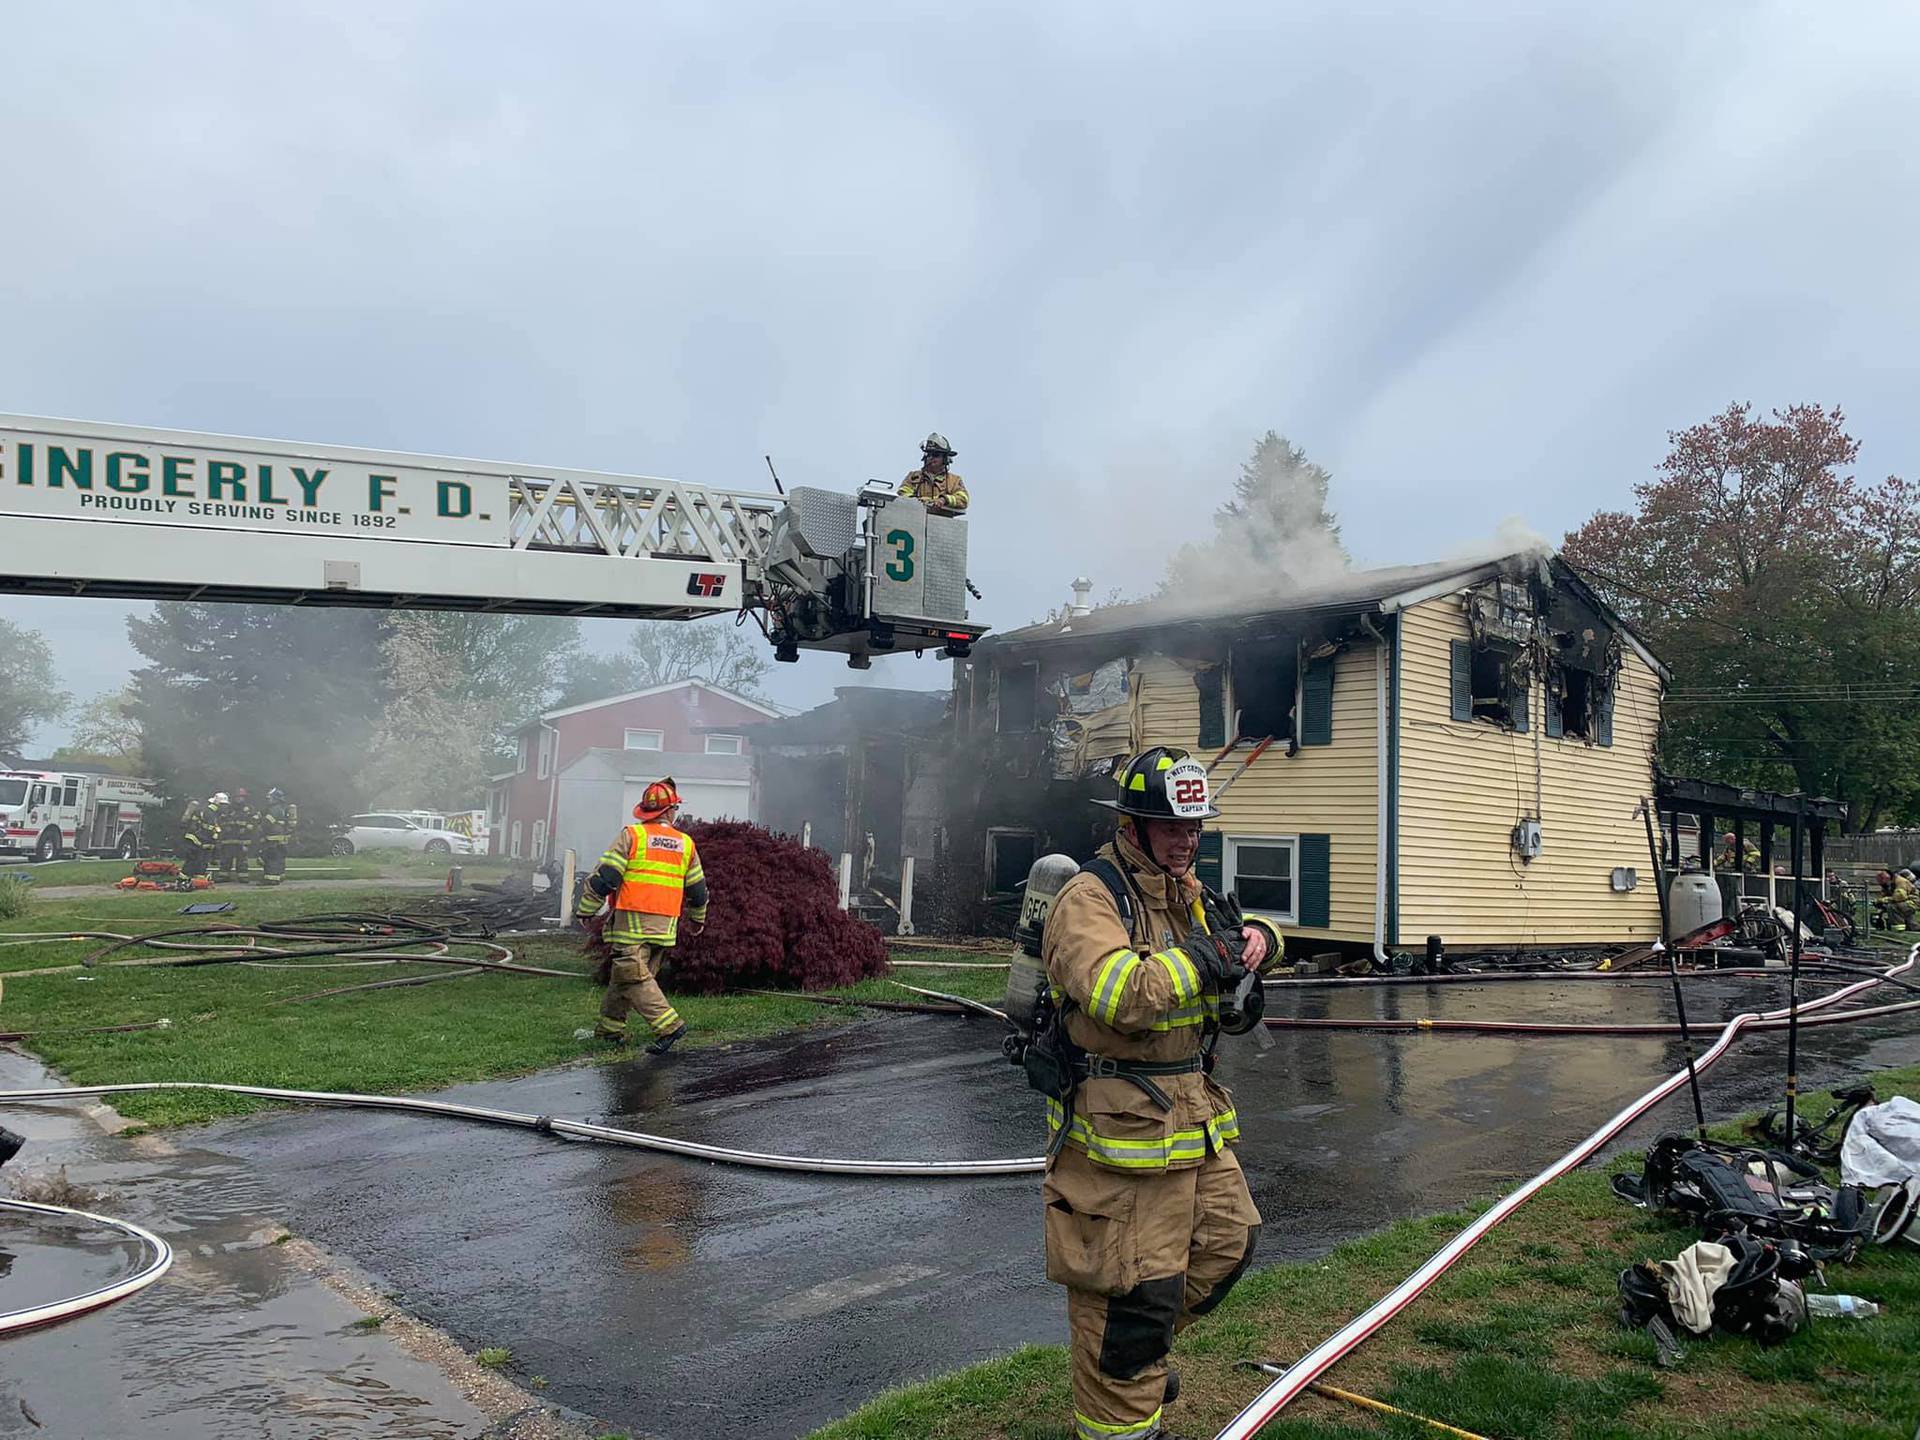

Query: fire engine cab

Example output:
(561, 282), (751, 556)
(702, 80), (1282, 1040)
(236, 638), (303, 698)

(0, 770), (162, 862)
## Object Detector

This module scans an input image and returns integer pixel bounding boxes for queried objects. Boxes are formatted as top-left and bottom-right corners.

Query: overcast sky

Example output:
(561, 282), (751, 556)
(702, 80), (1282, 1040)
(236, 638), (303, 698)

(4, 1), (1917, 751)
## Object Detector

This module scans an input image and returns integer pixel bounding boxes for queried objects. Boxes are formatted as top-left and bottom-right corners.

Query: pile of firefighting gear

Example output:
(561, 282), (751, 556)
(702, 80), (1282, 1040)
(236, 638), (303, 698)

(177, 787), (298, 885)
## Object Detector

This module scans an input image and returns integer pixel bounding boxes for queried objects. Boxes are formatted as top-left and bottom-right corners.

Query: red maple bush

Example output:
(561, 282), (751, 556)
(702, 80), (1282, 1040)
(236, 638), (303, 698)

(655, 821), (890, 994)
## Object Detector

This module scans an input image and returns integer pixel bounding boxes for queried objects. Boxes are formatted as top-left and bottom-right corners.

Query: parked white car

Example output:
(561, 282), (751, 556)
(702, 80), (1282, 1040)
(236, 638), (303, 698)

(337, 813), (475, 856)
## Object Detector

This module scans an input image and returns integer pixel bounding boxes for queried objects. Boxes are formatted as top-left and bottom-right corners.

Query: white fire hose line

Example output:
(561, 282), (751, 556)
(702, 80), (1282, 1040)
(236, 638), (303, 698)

(1213, 943), (1920, 1440)
(0, 1197), (173, 1335)
(0, 1081), (1048, 1178)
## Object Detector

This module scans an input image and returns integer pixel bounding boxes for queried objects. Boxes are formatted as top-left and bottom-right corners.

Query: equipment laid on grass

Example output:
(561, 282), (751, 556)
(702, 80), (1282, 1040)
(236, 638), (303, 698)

(1610, 1134), (1867, 1264)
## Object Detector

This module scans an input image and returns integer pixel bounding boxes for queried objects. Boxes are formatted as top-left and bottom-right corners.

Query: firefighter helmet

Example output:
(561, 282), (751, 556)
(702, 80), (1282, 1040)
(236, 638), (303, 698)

(1091, 747), (1220, 821)
(267, 788), (286, 803)
(210, 792), (230, 806)
(634, 777), (681, 822)
(921, 431), (956, 458)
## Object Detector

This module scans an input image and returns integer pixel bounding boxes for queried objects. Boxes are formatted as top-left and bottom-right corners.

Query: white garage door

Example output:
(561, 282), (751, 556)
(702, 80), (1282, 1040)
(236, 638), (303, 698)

(650, 779), (752, 824)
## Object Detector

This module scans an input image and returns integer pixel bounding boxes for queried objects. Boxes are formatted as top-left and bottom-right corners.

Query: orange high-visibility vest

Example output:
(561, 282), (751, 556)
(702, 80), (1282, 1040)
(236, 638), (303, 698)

(614, 823), (695, 916)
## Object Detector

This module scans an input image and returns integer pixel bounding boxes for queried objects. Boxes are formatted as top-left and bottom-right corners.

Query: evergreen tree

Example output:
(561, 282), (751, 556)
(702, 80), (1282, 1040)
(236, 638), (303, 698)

(1164, 431), (1348, 596)
(129, 603), (387, 819)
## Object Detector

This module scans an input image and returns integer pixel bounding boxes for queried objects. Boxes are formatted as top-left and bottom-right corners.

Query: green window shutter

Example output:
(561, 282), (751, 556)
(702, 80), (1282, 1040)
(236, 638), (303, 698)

(1195, 830), (1224, 892)
(1301, 657), (1334, 745)
(1298, 834), (1331, 927)
(1449, 640), (1472, 721)
(1597, 677), (1615, 747)
(1543, 666), (1563, 738)
(1195, 666), (1226, 749)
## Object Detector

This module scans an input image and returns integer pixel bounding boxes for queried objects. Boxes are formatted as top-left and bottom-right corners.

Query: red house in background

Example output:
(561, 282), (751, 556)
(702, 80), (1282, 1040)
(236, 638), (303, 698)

(488, 681), (783, 860)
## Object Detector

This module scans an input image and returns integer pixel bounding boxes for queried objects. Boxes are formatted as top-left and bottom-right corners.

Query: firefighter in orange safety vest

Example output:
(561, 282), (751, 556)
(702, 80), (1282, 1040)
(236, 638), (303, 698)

(574, 778), (707, 1053)
(1039, 747), (1282, 1440)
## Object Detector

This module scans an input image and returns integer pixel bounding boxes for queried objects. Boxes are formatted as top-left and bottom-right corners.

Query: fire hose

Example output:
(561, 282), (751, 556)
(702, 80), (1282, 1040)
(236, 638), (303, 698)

(1, 946), (1912, 1365)
(0, 1196), (173, 1336)
(0, 1080), (1049, 1178)
(1211, 943), (1920, 1439)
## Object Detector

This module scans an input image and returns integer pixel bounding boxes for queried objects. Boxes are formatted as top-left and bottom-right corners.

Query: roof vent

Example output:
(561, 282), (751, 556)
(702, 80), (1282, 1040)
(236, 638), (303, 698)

(1069, 577), (1093, 618)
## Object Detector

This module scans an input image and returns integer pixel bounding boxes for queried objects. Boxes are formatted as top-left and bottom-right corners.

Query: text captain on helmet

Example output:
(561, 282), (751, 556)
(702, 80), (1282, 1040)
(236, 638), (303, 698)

(898, 432), (969, 515)
(1039, 747), (1282, 1440)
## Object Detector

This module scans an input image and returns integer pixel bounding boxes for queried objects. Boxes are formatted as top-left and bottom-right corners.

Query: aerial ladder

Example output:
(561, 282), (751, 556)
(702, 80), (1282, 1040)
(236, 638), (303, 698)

(0, 414), (987, 667)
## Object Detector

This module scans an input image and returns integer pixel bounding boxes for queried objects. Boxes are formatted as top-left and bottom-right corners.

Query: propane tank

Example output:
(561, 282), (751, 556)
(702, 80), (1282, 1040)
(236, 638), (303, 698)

(1005, 853), (1080, 1035)
(1668, 867), (1723, 937)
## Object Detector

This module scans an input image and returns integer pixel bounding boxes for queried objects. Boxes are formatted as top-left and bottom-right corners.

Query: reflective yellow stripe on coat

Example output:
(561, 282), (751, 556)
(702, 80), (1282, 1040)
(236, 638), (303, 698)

(1046, 1099), (1241, 1170)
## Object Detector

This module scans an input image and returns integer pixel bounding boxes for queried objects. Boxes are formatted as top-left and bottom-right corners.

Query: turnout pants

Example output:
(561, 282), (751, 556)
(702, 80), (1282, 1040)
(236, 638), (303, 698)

(598, 943), (685, 1042)
(216, 842), (247, 877)
(1045, 1142), (1261, 1440)
(259, 840), (287, 884)
(181, 842), (212, 879)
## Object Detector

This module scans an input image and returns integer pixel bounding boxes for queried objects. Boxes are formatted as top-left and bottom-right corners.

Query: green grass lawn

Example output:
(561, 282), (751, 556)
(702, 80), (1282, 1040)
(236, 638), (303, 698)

(0, 881), (1006, 1126)
(0, 849), (519, 888)
(811, 1069), (1920, 1440)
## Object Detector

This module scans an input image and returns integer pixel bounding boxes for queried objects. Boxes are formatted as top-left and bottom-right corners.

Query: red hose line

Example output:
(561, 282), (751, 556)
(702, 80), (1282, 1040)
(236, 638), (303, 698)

(1263, 994), (1920, 1038)
(1214, 944), (1920, 1439)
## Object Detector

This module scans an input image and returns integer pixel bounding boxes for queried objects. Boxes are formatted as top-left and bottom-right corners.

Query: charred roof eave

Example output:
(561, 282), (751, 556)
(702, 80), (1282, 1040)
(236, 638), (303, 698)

(977, 551), (1673, 685)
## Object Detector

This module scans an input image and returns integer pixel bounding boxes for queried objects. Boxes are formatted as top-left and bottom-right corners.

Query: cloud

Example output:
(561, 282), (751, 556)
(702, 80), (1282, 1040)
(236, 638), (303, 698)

(2, 1), (1916, 738)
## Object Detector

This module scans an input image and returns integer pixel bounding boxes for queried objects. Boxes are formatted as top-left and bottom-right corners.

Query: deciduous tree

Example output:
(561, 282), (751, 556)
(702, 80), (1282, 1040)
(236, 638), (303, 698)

(1564, 403), (1920, 830)
(555, 619), (769, 708)
(0, 618), (69, 760)
(49, 686), (144, 772)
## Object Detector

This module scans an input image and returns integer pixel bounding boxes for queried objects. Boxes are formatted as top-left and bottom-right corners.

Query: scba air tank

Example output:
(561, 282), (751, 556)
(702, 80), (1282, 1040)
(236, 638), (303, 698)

(1005, 853), (1081, 1033)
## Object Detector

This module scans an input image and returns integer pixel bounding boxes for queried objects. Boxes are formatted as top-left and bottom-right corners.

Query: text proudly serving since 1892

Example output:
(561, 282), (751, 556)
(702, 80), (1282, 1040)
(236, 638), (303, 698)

(0, 423), (513, 546)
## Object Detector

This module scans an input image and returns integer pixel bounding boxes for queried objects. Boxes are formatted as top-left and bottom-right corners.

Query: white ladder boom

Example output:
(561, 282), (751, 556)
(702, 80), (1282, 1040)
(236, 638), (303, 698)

(0, 414), (782, 619)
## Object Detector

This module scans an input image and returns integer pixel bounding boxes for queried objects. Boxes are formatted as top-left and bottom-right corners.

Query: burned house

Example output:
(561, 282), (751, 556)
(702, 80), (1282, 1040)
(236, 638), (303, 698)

(751, 686), (950, 927)
(947, 552), (1670, 953)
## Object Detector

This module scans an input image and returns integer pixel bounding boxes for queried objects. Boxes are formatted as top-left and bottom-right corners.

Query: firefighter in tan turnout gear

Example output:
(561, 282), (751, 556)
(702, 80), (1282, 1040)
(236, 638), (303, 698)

(575, 777), (706, 1053)
(898, 432), (969, 515)
(1039, 748), (1282, 1440)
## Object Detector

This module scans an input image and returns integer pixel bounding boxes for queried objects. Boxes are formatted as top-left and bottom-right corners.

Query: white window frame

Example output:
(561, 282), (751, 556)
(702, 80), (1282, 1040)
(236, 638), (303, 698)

(531, 818), (547, 860)
(624, 728), (664, 751)
(516, 735), (530, 774)
(510, 820), (523, 858)
(704, 733), (744, 756)
(537, 729), (552, 779)
(1224, 834), (1299, 925)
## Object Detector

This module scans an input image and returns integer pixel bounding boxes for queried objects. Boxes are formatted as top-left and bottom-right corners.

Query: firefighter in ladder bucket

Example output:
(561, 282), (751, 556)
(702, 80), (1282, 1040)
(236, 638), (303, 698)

(1011, 748), (1283, 1440)
(898, 432), (970, 515)
(574, 778), (707, 1053)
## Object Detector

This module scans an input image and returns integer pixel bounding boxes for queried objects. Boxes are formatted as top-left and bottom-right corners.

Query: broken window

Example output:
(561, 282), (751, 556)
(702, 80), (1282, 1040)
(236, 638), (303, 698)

(1546, 662), (1614, 745)
(997, 662), (1040, 734)
(1228, 643), (1298, 743)
(986, 828), (1038, 894)
(1451, 640), (1529, 731)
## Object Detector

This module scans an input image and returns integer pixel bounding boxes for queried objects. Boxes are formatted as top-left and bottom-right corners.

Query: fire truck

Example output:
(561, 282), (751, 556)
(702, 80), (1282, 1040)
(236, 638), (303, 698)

(0, 769), (163, 862)
(0, 415), (988, 667)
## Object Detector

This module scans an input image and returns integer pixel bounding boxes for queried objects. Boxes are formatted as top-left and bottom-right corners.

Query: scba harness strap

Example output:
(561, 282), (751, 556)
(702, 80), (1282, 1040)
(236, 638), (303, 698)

(1021, 855), (1219, 1159)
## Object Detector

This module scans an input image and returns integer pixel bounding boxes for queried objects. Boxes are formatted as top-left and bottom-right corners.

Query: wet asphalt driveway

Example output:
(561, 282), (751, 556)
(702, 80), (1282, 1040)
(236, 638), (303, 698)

(192, 969), (1920, 1440)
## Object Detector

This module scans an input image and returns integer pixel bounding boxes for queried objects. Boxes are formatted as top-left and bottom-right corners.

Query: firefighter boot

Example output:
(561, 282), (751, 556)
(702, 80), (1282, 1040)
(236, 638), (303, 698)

(646, 1023), (689, 1055)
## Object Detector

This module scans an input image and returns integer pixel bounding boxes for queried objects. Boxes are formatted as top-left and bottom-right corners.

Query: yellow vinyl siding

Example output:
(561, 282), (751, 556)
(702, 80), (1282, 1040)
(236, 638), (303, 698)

(1395, 597), (1664, 948)
(1129, 650), (1381, 944)
(1130, 655), (1206, 750)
